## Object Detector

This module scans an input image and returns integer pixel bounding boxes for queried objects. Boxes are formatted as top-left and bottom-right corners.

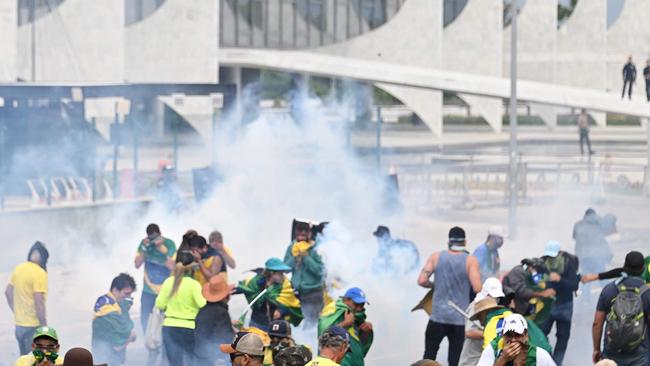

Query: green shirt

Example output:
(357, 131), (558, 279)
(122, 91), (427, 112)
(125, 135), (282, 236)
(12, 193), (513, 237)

(643, 256), (650, 283)
(137, 237), (176, 295)
(155, 275), (206, 329)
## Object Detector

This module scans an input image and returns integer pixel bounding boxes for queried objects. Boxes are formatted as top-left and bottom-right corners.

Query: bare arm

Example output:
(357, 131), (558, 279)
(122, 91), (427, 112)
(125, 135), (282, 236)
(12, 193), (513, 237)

(220, 249), (237, 269)
(466, 328), (483, 340)
(467, 255), (483, 293)
(198, 255), (222, 280)
(5, 284), (14, 312)
(34, 292), (47, 326)
(592, 310), (606, 363)
(417, 253), (439, 288)
(134, 252), (145, 269)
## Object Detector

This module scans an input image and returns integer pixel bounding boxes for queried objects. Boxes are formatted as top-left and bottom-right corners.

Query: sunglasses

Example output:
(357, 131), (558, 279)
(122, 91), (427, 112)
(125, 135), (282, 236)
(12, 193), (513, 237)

(230, 352), (245, 362)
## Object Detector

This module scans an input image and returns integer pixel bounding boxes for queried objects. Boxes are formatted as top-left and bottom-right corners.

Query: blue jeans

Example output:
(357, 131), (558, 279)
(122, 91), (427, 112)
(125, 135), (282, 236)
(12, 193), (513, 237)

(604, 343), (648, 366)
(540, 301), (573, 366)
(162, 326), (194, 366)
(141, 291), (158, 332)
(15, 326), (38, 355)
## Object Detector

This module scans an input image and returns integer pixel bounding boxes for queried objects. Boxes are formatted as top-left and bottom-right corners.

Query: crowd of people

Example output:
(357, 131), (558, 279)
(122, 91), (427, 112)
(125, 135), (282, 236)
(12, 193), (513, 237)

(3, 209), (649, 366)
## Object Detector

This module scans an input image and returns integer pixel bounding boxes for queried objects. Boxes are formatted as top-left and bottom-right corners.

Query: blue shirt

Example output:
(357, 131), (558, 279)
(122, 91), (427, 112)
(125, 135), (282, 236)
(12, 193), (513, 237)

(473, 243), (500, 282)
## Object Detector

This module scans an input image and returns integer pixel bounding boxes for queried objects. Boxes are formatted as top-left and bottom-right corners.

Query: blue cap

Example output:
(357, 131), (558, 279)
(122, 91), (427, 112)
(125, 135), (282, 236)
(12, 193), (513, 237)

(343, 287), (368, 304)
(265, 257), (292, 272)
(543, 240), (561, 257)
(324, 326), (350, 342)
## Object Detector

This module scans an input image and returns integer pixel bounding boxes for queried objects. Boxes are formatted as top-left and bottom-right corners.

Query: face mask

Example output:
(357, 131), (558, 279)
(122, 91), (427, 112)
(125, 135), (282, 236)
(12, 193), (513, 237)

(33, 349), (59, 363)
(148, 233), (160, 241)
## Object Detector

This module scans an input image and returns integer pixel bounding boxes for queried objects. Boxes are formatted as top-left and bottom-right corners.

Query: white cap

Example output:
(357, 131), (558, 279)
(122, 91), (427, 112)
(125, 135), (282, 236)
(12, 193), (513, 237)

(474, 277), (506, 302)
(488, 226), (505, 238)
(503, 313), (528, 334)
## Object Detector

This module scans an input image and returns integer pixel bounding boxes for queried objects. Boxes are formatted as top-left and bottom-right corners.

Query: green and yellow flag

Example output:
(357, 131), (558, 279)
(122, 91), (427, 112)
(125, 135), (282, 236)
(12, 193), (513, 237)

(238, 274), (303, 326)
(318, 299), (373, 366)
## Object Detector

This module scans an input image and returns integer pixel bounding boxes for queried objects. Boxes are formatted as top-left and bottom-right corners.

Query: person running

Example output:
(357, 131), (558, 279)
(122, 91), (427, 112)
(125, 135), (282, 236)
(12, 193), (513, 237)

(237, 258), (303, 331)
(592, 251), (650, 366)
(539, 241), (579, 366)
(372, 225), (420, 274)
(417, 226), (482, 366)
(577, 109), (595, 156)
(155, 250), (206, 366)
(477, 313), (556, 366)
(473, 226), (505, 282)
(622, 56), (637, 100)
(134, 223), (176, 332)
(502, 258), (556, 326)
(91, 273), (137, 366)
(306, 326), (350, 366)
(13, 326), (63, 366)
(318, 288), (373, 366)
(208, 230), (237, 282)
(220, 332), (266, 366)
(5, 241), (50, 355)
(194, 275), (235, 366)
(644, 59), (650, 102)
(284, 220), (325, 329)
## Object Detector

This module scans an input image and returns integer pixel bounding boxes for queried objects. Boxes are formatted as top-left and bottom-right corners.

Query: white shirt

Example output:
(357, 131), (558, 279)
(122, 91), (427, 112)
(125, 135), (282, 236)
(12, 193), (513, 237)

(477, 345), (557, 366)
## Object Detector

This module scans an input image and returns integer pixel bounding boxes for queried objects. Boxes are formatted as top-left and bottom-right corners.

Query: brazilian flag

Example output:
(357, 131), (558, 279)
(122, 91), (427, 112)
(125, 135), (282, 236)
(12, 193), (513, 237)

(318, 299), (373, 366)
(526, 275), (554, 327)
(238, 274), (303, 326)
(643, 256), (650, 284)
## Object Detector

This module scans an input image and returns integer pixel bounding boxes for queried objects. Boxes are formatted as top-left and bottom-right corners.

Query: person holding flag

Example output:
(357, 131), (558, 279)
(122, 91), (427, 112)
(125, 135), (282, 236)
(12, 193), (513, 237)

(318, 287), (373, 366)
(237, 258), (303, 332)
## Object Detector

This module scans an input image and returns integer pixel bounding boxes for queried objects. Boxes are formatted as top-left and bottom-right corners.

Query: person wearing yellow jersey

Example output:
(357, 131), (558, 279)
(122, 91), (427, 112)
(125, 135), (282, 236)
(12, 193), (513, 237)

(306, 326), (350, 366)
(155, 251), (206, 366)
(209, 230), (237, 282)
(187, 234), (222, 286)
(5, 242), (50, 356)
(13, 326), (63, 366)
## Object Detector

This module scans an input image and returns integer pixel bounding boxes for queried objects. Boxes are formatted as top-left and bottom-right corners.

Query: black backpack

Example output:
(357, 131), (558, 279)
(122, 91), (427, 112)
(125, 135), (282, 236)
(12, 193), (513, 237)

(605, 283), (649, 353)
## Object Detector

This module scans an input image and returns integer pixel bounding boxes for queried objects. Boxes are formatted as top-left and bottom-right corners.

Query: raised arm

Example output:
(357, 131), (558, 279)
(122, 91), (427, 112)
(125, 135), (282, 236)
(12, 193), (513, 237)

(418, 252), (439, 288)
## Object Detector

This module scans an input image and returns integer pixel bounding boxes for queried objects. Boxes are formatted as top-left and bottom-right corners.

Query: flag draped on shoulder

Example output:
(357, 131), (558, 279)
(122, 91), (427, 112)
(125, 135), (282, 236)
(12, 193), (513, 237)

(92, 293), (134, 346)
(238, 274), (303, 326)
(318, 299), (373, 366)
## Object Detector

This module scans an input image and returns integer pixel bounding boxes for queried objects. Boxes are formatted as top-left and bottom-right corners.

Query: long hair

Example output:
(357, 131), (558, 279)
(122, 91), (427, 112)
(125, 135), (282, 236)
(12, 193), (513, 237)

(169, 250), (195, 298)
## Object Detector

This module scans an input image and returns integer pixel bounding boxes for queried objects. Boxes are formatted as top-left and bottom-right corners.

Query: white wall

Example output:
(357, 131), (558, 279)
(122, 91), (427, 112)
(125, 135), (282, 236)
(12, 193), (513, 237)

(444, 0), (504, 132)
(16, 0), (124, 82)
(0, 1), (17, 81)
(125, 0), (219, 83)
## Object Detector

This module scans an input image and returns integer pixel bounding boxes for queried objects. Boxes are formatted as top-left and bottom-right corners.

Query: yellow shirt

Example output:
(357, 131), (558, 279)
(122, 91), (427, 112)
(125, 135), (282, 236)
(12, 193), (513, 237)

(9, 262), (48, 327)
(14, 354), (63, 366)
(155, 276), (206, 329)
(306, 356), (340, 366)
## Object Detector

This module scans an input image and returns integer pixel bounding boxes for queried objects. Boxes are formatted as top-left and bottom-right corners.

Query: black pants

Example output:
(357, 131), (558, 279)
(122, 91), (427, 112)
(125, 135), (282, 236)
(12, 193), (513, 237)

(424, 320), (465, 366)
(163, 326), (194, 366)
(298, 288), (324, 329)
(579, 129), (592, 155)
(622, 79), (634, 99)
(646, 82), (650, 101)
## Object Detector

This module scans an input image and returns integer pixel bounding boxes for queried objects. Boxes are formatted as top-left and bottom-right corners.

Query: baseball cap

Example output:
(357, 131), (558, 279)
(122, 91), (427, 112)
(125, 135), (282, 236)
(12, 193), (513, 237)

(474, 277), (505, 302)
(488, 226), (505, 238)
(373, 225), (390, 238)
(33, 326), (59, 342)
(543, 240), (561, 258)
(268, 320), (291, 338)
(273, 346), (313, 366)
(502, 313), (528, 335)
(322, 326), (350, 343)
(448, 226), (466, 243)
(220, 332), (265, 356)
(344, 287), (369, 304)
(623, 251), (645, 276)
(265, 257), (292, 272)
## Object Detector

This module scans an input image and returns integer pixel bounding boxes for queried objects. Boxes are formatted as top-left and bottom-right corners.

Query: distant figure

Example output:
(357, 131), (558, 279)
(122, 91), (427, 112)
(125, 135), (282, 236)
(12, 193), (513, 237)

(643, 58), (650, 102)
(472, 226), (505, 282)
(622, 56), (637, 100)
(577, 109), (594, 156)
(573, 209), (614, 275)
(373, 225), (420, 274)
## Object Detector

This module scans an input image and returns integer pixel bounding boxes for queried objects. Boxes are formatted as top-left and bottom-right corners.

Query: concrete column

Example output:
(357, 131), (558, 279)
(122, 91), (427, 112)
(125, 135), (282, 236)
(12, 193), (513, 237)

(0, 1), (17, 81)
(312, 0), (443, 136)
(443, 0), (504, 132)
(125, 0), (219, 83)
(16, 0), (124, 82)
(503, 0), (557, 129)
